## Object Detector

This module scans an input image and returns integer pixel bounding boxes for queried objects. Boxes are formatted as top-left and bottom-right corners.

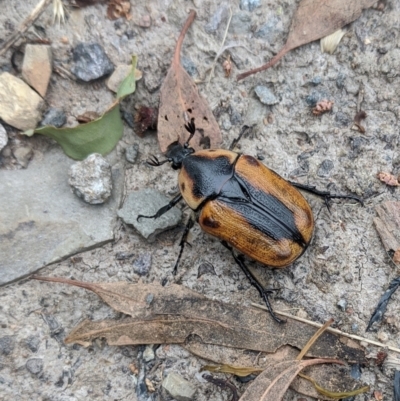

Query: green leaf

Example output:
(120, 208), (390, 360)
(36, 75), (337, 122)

(117, 55), (138, 99)
(30, 102), (123, 160)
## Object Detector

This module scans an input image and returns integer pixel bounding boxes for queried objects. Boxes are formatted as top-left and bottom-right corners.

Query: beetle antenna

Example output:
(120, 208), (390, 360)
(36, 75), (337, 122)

(184, 118), (196, 148)
(147, 155), (170, 167)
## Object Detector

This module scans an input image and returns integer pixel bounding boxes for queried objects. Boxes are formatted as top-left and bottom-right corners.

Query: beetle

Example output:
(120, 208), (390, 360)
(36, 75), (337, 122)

(138, 119), (362, 322)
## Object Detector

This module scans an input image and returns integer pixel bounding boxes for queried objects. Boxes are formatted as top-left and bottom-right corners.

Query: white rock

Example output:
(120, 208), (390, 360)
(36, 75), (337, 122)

(162, 373), (197, 401)
(106, 65), (131, 93)
(0, 72), (44, 131)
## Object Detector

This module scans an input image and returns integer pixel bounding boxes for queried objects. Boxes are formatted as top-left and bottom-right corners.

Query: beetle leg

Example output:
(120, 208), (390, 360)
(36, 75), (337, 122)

(137, 193), (183, 221)
(229, 125), (253, 151)
(173, 214), (195, 275)
(288, 181), (364, 208)
(220, 241), (285, 324)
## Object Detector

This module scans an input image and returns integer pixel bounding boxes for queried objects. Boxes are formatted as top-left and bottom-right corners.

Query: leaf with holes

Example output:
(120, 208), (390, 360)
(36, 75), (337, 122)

(157, 10), (222, 153)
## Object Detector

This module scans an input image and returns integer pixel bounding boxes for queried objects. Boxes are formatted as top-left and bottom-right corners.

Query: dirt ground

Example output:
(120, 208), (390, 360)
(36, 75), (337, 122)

(1, 0), (400, 400)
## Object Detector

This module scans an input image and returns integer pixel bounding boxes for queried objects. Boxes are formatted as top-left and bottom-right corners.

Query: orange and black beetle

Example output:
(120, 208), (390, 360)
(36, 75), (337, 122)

(139, 120), (361, 322)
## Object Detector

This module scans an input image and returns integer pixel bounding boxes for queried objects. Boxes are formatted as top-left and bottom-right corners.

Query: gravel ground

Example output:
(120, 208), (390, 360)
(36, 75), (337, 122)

(1, 1), (400, 400)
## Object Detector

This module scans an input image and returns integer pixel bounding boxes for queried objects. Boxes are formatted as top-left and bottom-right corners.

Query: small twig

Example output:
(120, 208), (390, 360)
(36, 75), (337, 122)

(206, 7), (233, 90)
(251, 302), (400, 354)
(0, 0), (53, 57)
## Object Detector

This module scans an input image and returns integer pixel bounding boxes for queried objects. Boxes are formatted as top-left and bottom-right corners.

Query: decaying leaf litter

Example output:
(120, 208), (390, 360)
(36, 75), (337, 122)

(33, 275), (369, 400)
(0, 0), (400, 398)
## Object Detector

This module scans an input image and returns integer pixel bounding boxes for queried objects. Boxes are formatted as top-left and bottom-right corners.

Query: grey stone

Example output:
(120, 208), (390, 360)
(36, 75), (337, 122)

(71, 43), (114, 82)
(204, 5), (229, 34)
(317, 159), (334, 177)
(13, 146), (33, 168)
(255, 16), (281, 41)
(380, 49), (400, 77)
(351, 323), (359, 333)
(125, 143), (139, 164)
(162, 372), (197, 401)
(0, 147), (124, 285)
(334, 111), (352, 127)
(182, 57), (198, 77)
(240, 0), (260, 11)
(0, 72), (44, 131)
(22, 45), (52, 97)
(229, 109), (242, 125)
(40, 108), (66, 128)
(26, 358), (43, 375)
(336, 73), (346, 89)
(25, 335), (40, 353)
(132, 252), (152, 276)
(305, 89), (330, 107)
(229, 13), (252, 35)
(310, 76), (322, 86)
(0, 123), (7, 152)
(254, 86), (278, 105)
(0, 336), (14, 355)
(197, 262), (216, 278)
(337, 299), (347, 311)
(143, 345), (155, 362)
(245, 98), (266, 126)
(117, 189), (182, 242)
(68, 154), (112, 204)
(121, 110), (135, 128)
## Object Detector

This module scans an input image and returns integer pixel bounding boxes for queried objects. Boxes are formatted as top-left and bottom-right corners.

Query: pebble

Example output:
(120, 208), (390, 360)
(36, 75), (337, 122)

(229, 13), (252, 35)
(143, 345), (155, 362)
(162, 372), (197, 401)
(0, 72), (44, 130)
(25, 335), (40, 353)
(351, 323), (359, 333)
(68, 153), (112, 204)
(337, 299), (347, 311)
(305, 89), (330, 107)
(317, 159), (334, 177)
(132, 252), (152, 276)
(336, 73), (346, 89)
(334, 111), (352, 127)
(121, 110), (135, 128)
(26, 358), (43, 375)
(22, 44), (52, 97)
(239, 0), (260, 11)
(106, 64), (131, 93)
(254, 86), (279, 105)
(254, 16), (281, 41)
(0, 335), (14, 356)
(0, 123), (8, 152)
(13, 146), (33, 168)
(229, 109), (242, 125)
(182, 57), (198, 77)
(125, 143), (139, 163)
(204, 5), (229, 33)
(71, 43), (114, 82)
(40, 108), (66, 128)
(117, 189), (182, 242)
(197, 262), (216, 278)
(377, 331), (389, 343)
(310, 76), (322, 86)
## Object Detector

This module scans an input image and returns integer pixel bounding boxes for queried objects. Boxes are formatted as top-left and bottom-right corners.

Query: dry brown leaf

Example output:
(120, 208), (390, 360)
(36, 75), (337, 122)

(32, 277), (365, 361)
(237, 0), (377, 81)
(157, 10), (222, 152)
(238, 359), (342, 401)
(187, 343), (362, 400)
(223, 55), (232, 77)
(374, 390), (383, 400)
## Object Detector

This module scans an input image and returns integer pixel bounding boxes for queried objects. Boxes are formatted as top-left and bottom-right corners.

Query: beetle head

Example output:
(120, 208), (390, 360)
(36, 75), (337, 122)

(165, 141), (194, 170)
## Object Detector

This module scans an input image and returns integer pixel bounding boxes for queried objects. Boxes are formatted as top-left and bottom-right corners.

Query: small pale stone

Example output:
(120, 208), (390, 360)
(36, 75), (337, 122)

(377, 331), (389, 343)
(162, 373), (197, 401)
(118, 189), (182, 242)
(254, 86), (279, 105)
(0, 72), (44, 130)
(106, 65), (131, 93)
(68, 154), (112, 204)
(13, 146), (33, 168)
(22, 45), (52, 97)
(0, 124), (8, 152)
(26, 358), (43, 375)
(143, 345), (155, 362)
